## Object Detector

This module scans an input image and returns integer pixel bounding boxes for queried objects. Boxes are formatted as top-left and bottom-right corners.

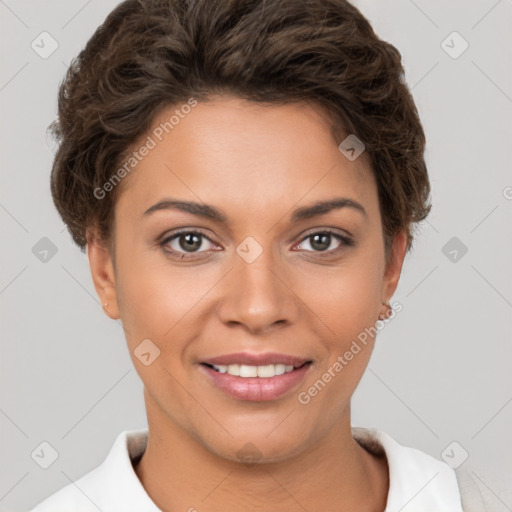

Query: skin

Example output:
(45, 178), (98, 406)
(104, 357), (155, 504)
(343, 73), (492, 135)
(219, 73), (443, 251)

(88, 95), (407, 511)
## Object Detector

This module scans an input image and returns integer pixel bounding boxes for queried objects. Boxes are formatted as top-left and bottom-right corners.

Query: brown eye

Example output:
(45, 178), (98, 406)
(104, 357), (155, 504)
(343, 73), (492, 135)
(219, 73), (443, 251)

(296, 230), (353, 254)
(309, 233), (332, 251)
(160, 230), (217, 258)
(177, 232), (203, 252)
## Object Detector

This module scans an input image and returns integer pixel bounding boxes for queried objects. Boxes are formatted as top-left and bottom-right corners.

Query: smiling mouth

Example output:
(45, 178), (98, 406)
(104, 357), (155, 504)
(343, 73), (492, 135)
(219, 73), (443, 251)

(200, 355), (313, 401)
(201, 362), (311, 378)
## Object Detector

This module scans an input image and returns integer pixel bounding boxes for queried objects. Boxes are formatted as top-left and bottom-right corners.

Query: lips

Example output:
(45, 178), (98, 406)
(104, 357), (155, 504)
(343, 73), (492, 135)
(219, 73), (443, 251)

(199, 352), (312, 401)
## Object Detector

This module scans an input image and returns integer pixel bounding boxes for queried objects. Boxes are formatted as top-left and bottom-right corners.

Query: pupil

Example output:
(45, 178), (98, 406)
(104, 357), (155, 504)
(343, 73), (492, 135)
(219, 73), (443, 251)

(311, 233), (330, 251)
(179, 233), (201, 252)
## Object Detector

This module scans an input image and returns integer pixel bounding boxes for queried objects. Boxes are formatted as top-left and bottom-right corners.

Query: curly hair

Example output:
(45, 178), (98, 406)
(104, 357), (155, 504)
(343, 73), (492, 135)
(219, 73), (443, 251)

(49, 0), (431, 259)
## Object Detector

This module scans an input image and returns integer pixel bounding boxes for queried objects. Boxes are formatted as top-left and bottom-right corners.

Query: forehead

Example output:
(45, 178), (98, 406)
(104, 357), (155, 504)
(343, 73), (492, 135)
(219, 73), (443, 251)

(116, 96), (378, 220)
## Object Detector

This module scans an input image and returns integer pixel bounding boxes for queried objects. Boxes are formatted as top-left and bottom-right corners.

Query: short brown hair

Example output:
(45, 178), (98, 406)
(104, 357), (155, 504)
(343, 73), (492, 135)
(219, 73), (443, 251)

(49, 0), (431, 258)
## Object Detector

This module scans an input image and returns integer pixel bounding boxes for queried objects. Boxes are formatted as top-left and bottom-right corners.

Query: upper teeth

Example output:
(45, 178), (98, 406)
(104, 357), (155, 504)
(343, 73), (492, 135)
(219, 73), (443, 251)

(212, 364), (295, 378)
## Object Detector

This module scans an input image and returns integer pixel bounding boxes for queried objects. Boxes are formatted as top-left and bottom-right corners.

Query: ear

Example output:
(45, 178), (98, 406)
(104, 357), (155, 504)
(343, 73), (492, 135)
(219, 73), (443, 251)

(381, 230), (408, 303)
(87, 238), (120, 320)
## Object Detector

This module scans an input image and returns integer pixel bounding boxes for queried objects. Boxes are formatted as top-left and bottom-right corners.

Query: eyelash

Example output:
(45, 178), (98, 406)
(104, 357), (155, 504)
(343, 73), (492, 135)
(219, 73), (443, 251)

(159, 228), (353, 260)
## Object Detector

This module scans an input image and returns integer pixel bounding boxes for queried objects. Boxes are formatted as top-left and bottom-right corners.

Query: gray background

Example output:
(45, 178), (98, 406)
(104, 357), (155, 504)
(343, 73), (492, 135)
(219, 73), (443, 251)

(1, 1), (511, 511)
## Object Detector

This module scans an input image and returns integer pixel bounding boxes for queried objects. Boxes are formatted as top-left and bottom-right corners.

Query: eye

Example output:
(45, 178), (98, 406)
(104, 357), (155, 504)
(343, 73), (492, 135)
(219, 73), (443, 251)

(160, 230), (218, 258)
(295, 229), (353, 254)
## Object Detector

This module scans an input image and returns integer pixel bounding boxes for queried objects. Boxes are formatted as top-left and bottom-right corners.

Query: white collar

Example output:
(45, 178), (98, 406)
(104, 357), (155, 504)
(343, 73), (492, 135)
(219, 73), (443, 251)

(353, 427), (463, 511)
(31, 427), (462, 512)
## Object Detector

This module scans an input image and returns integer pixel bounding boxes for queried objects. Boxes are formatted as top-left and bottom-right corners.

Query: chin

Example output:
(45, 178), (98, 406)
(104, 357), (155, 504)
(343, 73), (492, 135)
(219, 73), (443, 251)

(196, 421), (316, 465)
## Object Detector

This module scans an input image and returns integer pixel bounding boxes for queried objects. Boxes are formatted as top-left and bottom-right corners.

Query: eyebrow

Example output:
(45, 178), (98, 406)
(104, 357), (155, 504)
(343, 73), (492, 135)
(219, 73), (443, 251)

(143, 197), (367, 223)
(290, 198), (367, 221)
(144, 199), (228, 222)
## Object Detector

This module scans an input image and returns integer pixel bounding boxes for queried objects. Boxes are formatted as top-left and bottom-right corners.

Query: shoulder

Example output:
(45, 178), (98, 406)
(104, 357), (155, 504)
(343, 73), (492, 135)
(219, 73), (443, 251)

(28, 429), (156, 512)
(353, 427), (512, 512)
(28, 466), (109, 512)
(352, 427), (463, 511)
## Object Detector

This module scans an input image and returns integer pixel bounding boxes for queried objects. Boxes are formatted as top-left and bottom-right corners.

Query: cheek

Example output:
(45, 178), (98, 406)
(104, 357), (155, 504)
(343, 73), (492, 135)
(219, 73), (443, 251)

(113, 251), (204, 397)
(114, 247), (216, 349)
(295, 263), (382, 422)
(295, 255), (383, 341)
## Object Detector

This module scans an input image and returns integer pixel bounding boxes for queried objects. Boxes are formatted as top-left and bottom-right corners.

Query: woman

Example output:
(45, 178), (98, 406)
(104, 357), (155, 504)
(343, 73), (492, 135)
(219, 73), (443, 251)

(29, 0), (485, 510)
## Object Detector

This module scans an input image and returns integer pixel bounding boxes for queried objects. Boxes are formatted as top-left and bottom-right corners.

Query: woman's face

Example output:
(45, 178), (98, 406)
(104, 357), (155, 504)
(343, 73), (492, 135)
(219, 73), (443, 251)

(90, 95), (406, 462)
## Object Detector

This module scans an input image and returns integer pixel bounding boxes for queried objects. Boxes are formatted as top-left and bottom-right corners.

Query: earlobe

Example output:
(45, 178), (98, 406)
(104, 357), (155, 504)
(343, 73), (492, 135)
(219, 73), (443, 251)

(87, 239), (120, 320)
(381, 230), (408, 303)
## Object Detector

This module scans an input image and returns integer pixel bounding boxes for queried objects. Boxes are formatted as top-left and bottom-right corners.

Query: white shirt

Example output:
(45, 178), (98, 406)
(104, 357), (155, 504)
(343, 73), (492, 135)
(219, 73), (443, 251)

(29, 427), (463, 512)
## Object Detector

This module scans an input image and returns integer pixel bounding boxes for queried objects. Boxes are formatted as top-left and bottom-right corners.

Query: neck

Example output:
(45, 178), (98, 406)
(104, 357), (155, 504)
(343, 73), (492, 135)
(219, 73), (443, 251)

(134, 390), (389, 512)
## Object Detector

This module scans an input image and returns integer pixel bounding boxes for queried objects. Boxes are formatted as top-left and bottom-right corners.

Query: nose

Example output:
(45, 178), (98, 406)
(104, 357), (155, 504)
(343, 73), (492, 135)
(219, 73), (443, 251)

(216, 247), (298, 335)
